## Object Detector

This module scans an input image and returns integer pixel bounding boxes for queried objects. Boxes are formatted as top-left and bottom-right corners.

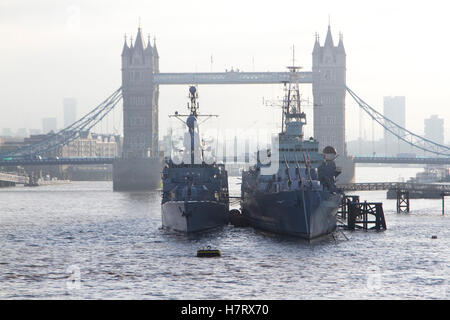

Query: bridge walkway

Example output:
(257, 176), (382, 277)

(0, 172), (28, 185)
(339, 182), (450, 214)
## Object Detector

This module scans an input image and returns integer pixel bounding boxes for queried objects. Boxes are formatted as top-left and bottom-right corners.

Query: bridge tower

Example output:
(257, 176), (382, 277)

(113, 26), (162, 191)
(312, 25), (355, 183)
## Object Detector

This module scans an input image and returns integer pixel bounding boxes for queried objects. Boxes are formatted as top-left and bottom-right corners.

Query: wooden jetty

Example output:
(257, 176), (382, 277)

(338, 196), (387, 232)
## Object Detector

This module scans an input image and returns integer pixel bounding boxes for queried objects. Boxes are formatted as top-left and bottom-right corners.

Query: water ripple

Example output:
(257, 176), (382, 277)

(0, 178), (449, 299)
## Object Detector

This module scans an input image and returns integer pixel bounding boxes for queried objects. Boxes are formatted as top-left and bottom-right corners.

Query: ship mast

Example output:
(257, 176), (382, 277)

(187, 86), (199, 164)
(188, 86), (199, 117)
(283, 59), (306, 134)
(169, 86), (218, 165)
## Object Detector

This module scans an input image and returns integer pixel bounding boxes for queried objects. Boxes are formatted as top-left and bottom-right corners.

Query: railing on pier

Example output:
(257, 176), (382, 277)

(338, 182), (450, 193)
(339, 182), (449, 214)
(354, 156), (450, 165)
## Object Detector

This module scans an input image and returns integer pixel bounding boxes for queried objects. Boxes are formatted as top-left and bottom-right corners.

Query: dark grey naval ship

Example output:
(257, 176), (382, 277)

(161, 86), (229, 233)
(241, 68), (342, 240)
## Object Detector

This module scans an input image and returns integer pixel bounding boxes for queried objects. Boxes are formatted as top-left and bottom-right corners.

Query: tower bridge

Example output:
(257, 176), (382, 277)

(112, 23), (352, 190)
(2, 24), (450, 190)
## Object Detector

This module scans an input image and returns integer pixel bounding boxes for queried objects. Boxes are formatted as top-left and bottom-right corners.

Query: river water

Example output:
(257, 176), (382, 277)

(0, 166), (448, 299)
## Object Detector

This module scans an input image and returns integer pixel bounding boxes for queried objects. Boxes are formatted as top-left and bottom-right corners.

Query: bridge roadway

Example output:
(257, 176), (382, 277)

(2, 156), (450, 167)
(354, 156), (450, 165)
(0, 157), (115, 167)
(338, 182), (450, 194)
(0, 157), (249, 167)
(153, 71), (313, 85)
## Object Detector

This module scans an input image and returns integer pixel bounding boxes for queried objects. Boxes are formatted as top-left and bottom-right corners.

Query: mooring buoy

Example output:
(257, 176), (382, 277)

(197, 245), (221, 257)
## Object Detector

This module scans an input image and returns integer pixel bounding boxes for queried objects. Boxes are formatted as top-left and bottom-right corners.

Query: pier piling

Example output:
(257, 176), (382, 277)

(347, 201), (386, 231)
(338, 195), (360, 220)
(396, 190), (410, 213)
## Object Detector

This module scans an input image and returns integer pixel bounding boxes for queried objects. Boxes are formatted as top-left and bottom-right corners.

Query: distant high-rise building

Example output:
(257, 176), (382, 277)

(29, 129), (41, 135)
(16, 128), (28, 137)
(42, 117), (57, 134)
(2, 128), (13, 136)
(383, 96), (406, 148)
(63, 98), (77, 128)
(424, 114), (444, 145)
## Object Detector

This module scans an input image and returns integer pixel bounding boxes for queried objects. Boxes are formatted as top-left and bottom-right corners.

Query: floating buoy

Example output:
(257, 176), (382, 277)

(431, 235), (438, 239)
(197, 246), (221, 258)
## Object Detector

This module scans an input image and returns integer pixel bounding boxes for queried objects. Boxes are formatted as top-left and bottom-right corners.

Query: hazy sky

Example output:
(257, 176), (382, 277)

(1, 0), (450, 141)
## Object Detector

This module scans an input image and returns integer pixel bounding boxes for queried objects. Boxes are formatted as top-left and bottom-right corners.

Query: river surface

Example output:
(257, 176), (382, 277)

(0, 166), (448, 299)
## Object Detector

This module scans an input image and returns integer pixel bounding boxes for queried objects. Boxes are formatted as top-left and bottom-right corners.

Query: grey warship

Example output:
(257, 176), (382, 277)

(241, 67), (342, 240)
(161, 86), (229, 233)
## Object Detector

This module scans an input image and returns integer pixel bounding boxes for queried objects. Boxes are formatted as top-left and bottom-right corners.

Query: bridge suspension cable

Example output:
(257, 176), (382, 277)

(1, 87), (123, 158)
(346, 87), (450, 157)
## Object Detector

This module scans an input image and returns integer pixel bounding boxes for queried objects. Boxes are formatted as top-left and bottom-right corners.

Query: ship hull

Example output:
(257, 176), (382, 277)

(242, 190), (341, 240)
(162, 200), (230, 233)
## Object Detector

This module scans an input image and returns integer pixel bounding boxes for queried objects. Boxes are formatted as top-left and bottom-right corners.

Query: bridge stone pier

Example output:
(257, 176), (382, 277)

(312, 25), (355, 184)
(113, 26), (163, 191)
(113, 25), (355, 190)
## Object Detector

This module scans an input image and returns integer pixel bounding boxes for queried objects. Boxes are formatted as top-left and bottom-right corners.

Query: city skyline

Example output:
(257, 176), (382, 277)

(1, 1), (450, 142)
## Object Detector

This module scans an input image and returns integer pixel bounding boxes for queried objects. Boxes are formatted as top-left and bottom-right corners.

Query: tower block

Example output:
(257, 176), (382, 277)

(312, 25), (355, 183)
(113, 26), (162, 191)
